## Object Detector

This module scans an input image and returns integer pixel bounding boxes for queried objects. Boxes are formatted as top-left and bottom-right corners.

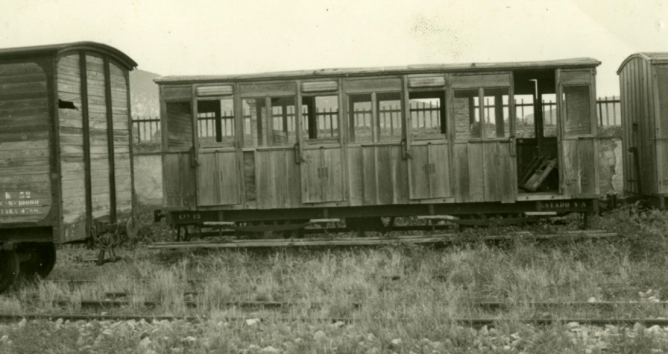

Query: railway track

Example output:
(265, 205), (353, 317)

(147, 230), (617, 250)
(2, 312), (668, 329)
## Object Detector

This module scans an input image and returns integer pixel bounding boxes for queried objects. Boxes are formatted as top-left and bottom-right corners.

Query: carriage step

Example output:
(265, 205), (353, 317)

(522, 157), (558, 192)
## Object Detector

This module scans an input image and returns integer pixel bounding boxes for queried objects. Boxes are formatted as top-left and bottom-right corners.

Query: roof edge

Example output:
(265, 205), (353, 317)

(0, 41), (137, 70)
(155, 57), (601, 84)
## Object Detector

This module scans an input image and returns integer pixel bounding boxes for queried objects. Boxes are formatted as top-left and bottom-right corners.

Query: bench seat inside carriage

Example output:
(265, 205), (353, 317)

(155, 59), (601, 240)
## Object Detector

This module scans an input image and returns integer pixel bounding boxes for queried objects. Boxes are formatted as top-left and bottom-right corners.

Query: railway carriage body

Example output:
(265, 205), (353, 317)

(156, 59), (601, 231)
(618, 53), (668, 207)
(0, 42), (136, 291)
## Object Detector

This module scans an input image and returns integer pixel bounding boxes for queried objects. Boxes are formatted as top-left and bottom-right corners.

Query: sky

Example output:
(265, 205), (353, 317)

(0, 0), (666, 96)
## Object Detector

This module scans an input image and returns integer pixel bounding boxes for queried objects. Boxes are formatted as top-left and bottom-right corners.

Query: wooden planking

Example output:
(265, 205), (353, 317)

(559, 70), (592, 85)
(163, 85), (192, 101)
(376, 145), (409, 204)
(109, 61), (132, 215)
(0, 61), (51, 224)
(163, 153), (196, 209)
(166, 101), (193, 150)
(301, 148), (344, 203)
(239, 81), (296, 97)
(343, 77), (402, 93)
(197, 151), (240, 206)
(451, 74), (510, 88)
(409, 143), (450, 200)
(655, 65), (668, 193)
(254, 150), (301, 208)
(480, 142), (515, 202)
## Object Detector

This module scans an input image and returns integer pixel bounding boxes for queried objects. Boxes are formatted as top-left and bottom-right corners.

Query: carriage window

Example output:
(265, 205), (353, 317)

(166, 101), (193, 150)
(302, 95), (339, 140)
(454, 90), (480, 139)
(377, 92), (402, 141)
(348, 94), (372, 143)
(514, 94), (535, 138)
(482, 88), (510, 138)
(563, 86), (591, 135)
(409, 91), (445, 137)
(270, 97), (297, 146)
(197, 98), (234, 146)
(242, 98), (267, 147)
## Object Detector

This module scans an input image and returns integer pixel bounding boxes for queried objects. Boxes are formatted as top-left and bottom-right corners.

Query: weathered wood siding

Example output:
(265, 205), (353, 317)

(163, 152), (196, 209)
(347, 145), (409, 206)
(655, 65), (668, 195)
(0, 61), (52, 224)
(620, 58), (655, 195)
(57, 54), (86, 240)
(197, 150), (240, 206)
(85, 55), (112, 220)
(110, 62), (132, 217)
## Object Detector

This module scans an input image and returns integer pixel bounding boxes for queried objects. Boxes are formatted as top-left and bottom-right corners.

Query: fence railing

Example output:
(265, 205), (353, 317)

(133, 97), (621, 146)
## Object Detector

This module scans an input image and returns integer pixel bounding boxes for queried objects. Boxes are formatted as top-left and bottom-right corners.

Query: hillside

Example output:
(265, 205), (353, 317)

(130, 69), (160, 119)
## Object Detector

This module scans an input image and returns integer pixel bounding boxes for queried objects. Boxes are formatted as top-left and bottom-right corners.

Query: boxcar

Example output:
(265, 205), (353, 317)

(155, 58), (602, 236)
(0, 42), (137, 291)
(618, 53), (668, 208)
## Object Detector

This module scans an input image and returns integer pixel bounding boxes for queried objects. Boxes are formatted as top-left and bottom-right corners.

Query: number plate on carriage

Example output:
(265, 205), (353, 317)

(536, 200), (590, 211)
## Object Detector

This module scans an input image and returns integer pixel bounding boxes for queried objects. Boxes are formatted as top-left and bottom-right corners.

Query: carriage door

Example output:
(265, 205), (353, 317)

(405, 75), (451, 200)
(298, 81), (346, 203)
(451, 73), (516, 203)
(557, 69), (598, 198)
(194, 85), (242, 206)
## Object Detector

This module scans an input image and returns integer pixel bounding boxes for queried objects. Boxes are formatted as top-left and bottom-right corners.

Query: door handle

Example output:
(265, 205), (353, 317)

(294, 142), (305, 164)
(190, 146), (199, 168)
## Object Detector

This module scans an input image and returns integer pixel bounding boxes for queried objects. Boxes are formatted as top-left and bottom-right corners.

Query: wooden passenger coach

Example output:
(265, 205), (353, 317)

(618, 53), (668, 208)
(0, 42), (136, 291)
(156, 59), (602, 234)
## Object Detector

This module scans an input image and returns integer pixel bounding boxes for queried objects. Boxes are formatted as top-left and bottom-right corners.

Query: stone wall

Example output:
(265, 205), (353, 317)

(133, 153), (163, 206)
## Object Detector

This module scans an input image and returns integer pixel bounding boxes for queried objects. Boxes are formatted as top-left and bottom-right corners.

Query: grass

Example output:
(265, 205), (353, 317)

(3, 203), (668, 352)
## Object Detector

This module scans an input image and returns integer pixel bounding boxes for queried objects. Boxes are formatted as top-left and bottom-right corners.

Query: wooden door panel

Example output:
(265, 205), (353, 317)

(562, 139), (597, 197)
(197, 151), (240, 206)
(163, 153), (196, 209)
(453, 144), (470, 202)
(467, 143), (485, 202)
(301, 148), (344, 203)
(409, 143), (450, 199)
(256, 150), (301, 208)
(482, 142), (516, 202)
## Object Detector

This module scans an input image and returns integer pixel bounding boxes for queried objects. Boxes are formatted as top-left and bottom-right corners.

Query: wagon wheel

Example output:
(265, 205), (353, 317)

(19, 243), (56, 280)
(0, 249), (19, 293)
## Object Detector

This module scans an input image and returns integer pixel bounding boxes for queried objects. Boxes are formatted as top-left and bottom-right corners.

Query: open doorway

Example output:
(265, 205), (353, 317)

(513, 70), (560, 194)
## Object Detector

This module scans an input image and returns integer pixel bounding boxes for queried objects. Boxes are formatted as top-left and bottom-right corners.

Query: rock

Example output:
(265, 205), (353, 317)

(314, 331), (327, 341)
(333, 321), (345, 328)
(567, 322), (580, 329)
(184, 336), (196, 342)
(366, 333), (376, 342)
(55, 318), (64, 327)
(18, 319), (26, 328)
(504, 346), (511, 350)
(246, 318), (261, 326)
(139, 337), (152, 348)
(390, 338), (402, 346)
(587, 297), (597, 303)
(261, 346), (279, 353)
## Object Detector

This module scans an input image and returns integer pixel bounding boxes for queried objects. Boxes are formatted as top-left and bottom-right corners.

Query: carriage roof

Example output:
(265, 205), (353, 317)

(0, 41), (137, 70)
(155, 57), (601, 84)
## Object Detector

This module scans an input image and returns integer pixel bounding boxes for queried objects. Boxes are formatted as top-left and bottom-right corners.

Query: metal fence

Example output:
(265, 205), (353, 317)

(133, 97), (621, 146)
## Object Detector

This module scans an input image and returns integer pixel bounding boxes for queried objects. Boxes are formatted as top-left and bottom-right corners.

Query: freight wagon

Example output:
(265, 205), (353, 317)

(154, 58), (602, 238)
(618, 53), (668, 208)
(0, 42), (136, 292)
